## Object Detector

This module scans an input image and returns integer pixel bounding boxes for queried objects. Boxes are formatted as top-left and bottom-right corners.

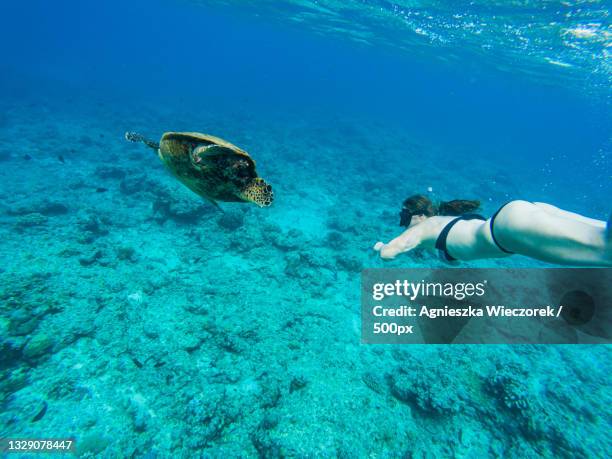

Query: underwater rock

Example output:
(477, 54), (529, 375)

(132, 410), (149, 433)
(31, 400), (48, 422)
(283, 251), (335, 296)
(79, 249), (104, 266)
(0, 316), (12, 342)
(3, 393), (49, 425)
(270, 228), (303, 250)
(485, 362), (531, 414)
(144, 275), (171, 295)
(289, 375), (308, 393)
(120, 174), (145, 195)
(227, 230), (264, 253)
(483, 361), (549, 439)
(361, 371), (386, 395)
(8, 309), (39, 336)
(335, 254), (362, 273)
(0, 320), (23, 369)
(183, 300), (209, 315)
(116, 246), (137, 262)
(299, 250), (334, 270)
(389, 367), (463, 415)
(23, 333), (54, 359)
(57, 318), (96, 350)
(78, 214), (110, 243)
(217, 211), (244, 230)
(80, 214), (109, 235)
(250, 428), (283, 458)
(186, 390), (239, 448)
(142, 322), (160, 339)
(184, 334), (203, 353)
(14, 213), (48, 231)
(326, 231), (347, 250)
(39, 201), (69, 215)
(95, 165), (126, 180)
(484, 362), (552, 442)
(217, 334), (243, 354)
(77, 232), (96, 245)
(120, 173), (161, 196)
(337, 443), (362, 459)
(284, 252), (307, 279)
(259, 379), (282, 409)
(126, 393), (152, 433)
(327, 215), (357, 234)
(77, 432), (111, 456)
(261, 221), (282, 236)
(259, 412), (280, 430)
(7, 200), (68, 216)
(127, 291), (145, 306)
(78, 248), (112, 267)
(78, 134), (95, 146)
(152, 192), (212, 224)
(0, 366), (28, 398)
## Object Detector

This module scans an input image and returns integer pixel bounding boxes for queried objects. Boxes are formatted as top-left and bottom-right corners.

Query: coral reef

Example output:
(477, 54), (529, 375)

(0, 82), (609, 459)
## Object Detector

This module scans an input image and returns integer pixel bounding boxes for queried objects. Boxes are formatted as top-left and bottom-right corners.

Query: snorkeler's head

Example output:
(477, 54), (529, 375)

(399, 195), (435, 227)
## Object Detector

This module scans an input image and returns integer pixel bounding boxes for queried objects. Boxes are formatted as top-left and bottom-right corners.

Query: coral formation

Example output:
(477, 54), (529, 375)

(0, 73), (609, 459)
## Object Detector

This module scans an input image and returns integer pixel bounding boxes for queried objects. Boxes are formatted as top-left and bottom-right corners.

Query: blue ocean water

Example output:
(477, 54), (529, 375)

(0, 0), (610, 457)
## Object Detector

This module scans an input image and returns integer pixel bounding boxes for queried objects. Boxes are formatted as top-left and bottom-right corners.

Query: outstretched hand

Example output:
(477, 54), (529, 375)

(373, 242), (393, 260)
(373, 241), (401, 260)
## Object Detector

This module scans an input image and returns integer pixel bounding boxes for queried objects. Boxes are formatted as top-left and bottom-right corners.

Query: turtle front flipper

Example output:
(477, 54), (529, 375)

(191, 144), (235, 167)
(203, 195), (223, 212)
(239, 178), (274, 207)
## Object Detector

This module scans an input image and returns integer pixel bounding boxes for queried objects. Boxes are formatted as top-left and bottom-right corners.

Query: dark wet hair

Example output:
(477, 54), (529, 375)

(399, 195), (435, 227)
(438, 199), (481, 216)
(399, 195), (481, 226)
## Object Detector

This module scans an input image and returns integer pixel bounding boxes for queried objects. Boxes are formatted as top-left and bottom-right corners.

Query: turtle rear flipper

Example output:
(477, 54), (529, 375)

(125, 131), (160, 150)
(240, 178), (273, 207)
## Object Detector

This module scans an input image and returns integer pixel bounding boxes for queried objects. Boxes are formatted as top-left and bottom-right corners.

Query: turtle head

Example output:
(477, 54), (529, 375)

(240, 178), (274, 207)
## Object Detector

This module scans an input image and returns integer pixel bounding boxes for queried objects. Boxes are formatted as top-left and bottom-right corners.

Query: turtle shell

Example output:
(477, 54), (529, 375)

(157, 132), (273, 207)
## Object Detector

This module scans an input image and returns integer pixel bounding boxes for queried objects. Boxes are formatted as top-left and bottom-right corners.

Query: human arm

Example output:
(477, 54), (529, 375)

(374, 216), (454, 260)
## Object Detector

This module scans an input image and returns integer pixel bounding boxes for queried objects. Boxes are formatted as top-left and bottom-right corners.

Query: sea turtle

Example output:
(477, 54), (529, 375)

(125, 131), (273, 208)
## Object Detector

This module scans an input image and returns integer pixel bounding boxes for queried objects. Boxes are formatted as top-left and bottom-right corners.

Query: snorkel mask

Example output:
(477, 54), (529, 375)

(399, 207), (413, 227)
